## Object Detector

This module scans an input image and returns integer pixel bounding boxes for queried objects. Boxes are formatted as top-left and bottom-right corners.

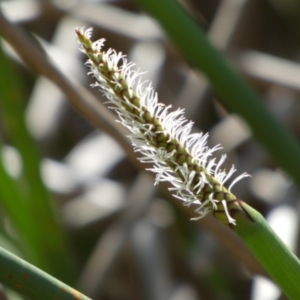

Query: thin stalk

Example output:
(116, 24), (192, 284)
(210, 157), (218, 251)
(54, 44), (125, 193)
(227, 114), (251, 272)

(233, 202), (300, 299)
(134, 1), (300, 296)
(135, 0), (300, 190)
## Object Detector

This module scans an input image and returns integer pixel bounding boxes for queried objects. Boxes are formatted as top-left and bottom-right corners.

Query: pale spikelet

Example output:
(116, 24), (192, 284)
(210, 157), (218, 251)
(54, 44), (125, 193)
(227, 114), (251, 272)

(75, 27), (249, 226)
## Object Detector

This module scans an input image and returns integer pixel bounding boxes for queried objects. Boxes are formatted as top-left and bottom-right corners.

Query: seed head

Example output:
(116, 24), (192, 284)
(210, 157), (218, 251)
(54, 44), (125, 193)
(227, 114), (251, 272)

(75, 27), (249, 226)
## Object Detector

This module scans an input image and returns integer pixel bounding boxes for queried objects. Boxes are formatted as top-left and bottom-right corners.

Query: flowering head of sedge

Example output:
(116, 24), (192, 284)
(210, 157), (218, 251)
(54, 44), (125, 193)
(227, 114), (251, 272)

(75, 27), (250, 226)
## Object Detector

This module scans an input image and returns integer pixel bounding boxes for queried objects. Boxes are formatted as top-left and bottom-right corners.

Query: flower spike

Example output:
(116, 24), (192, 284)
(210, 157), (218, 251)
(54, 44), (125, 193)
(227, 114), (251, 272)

(75, 27), (250, 226)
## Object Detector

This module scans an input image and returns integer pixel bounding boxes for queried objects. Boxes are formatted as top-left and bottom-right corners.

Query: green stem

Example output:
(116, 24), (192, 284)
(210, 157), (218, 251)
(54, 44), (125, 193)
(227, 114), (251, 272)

(0, 246), (92, 300)
(135, 0), (300, 190)
(233, 202), (300, 299)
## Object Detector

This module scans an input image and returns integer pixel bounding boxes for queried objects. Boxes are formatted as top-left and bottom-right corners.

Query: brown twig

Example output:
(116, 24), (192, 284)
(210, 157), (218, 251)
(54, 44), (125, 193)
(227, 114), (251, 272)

(0, 10), (135, 163)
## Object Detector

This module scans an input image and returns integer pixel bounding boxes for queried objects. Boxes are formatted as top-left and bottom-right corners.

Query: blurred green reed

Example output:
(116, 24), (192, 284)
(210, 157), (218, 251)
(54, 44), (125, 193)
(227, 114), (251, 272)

(0, 39), (74, 284)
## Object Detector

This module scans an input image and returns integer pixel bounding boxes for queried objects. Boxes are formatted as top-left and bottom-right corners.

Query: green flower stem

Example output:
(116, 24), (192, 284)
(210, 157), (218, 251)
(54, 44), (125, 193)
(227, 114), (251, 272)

(135, 0), (300, 190)
(233, 202), (300, 299)
(0, 245), (92, 300)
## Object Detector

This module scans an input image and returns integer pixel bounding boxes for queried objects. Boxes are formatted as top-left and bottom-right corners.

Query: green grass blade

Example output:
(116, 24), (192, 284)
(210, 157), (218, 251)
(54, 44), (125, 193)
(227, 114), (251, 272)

(234, 202), (300, 299)
(0, 39), (73, 282)
(135, 0), (300, 189)
(0, 246), (92, 300)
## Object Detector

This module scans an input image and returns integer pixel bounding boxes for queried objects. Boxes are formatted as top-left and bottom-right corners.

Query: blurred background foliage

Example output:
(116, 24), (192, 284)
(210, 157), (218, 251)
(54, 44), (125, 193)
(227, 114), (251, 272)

(0, 0), (300, 299)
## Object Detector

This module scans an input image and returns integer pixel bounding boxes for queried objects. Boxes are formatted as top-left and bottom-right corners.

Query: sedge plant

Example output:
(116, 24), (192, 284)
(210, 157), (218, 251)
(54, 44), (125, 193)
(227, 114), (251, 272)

(75, 28), (300, 299)
(0, 23), (300, 300)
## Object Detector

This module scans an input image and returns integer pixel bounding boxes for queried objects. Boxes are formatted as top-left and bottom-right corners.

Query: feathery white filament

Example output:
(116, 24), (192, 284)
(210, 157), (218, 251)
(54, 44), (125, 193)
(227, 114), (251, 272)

(76, 27), (250, 225)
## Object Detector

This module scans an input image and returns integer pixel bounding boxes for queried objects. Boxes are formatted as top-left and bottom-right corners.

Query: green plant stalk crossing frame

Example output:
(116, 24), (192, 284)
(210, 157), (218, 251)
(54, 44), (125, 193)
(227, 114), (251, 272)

(234, 202), (300, 299)
(135, 0), (300, 190)
(135, 0), (300, 297)
(0, 246), (92, 300)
